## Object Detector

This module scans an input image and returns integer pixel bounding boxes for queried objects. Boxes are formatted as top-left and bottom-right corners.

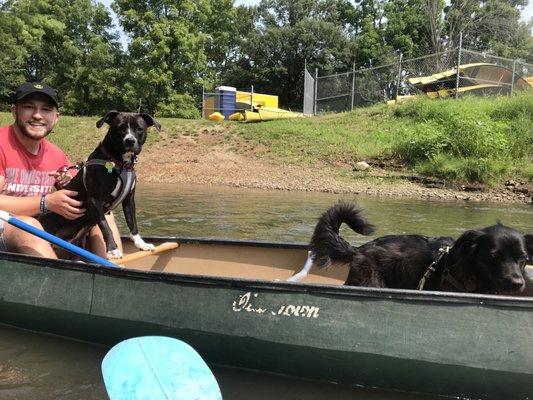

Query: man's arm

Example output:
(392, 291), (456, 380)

(0, 176), (86, 219)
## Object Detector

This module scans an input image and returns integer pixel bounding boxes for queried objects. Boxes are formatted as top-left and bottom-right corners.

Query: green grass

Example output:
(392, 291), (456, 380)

(0, 112), (215, 162)
(231, 105), (404, 164)
(232, 91), (533, 185)
(1, 90), (531, 186)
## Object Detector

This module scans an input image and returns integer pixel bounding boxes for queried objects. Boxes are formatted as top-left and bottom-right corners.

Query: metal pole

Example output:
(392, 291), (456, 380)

(455, 31), (463, 100)
(510, 60), (517, 96)
(201, 87), (205, 118)
(250, 85), (254, 111)
(314, 68), (318, 115)
(351, 62), (356, 110)
(395, 53), (403, 104)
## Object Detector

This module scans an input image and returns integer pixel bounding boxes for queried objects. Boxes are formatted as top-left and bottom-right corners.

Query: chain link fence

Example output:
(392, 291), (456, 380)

(309, 46), (533, 114)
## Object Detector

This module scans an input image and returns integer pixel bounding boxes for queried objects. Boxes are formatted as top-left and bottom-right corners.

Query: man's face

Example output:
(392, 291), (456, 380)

(11, 94), (59, 140)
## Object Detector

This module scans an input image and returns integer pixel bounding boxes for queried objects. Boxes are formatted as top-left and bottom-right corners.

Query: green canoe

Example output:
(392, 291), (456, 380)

(0, 236), (531, 399)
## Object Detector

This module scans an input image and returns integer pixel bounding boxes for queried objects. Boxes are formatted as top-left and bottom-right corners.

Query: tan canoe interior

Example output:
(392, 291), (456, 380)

(119, 241), (533, 293)
(119, 241), (348, 285)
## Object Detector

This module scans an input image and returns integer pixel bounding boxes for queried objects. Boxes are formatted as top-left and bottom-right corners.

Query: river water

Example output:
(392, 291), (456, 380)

(0, 183), (531, 400)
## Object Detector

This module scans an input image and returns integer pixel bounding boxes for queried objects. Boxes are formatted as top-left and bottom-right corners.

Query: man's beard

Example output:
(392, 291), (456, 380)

(15, 119), (51, 140)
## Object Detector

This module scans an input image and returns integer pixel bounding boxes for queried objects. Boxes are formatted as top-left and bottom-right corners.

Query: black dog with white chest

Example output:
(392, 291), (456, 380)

(40, 111), (161, 259)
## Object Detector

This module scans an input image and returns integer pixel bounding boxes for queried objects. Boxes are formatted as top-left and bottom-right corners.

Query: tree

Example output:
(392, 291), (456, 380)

(444, 0), (531, 59)
(383, 0), (432, 58)
(0, 3), (28, 107)
(112, 0), (236, 117)
(424, 0), (446, 54)
(222, 0), (355, 108)
(0, 0), (124, 115)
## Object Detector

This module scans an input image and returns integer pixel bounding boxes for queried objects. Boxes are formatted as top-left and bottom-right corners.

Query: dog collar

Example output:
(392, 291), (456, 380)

(98, 143), (136, 171)
(441, 267), (467, 292)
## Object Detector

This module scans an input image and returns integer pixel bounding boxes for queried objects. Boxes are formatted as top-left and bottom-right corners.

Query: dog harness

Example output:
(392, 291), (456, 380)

(417, 246), (470, 291)
(59, 155), (136, 211)
(81, 159), (136, 210)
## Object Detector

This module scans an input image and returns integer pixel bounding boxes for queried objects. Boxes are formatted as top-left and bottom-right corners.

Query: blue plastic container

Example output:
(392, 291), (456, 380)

(216, 86), (236, 119)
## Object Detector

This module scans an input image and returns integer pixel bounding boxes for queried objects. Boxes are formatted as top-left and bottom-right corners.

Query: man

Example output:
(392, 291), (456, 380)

(0, 82), (121, 258)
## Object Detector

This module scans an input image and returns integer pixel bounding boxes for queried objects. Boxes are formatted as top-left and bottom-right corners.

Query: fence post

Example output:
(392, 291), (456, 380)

(250, 85), (254, 111)
(455, 31), (463, 100)
(314, 68), (318, 115)
(395, 53), (403, 104)
(351, 63), (356, 110)
(201, 87), (205, 118)
(510, 60), (517, 96)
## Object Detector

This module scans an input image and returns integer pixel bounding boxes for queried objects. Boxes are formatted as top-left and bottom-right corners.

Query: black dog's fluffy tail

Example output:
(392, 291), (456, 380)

(310, 202), (375, 268)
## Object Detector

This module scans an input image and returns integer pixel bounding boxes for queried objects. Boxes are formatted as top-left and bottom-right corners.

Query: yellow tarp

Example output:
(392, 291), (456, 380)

(236, 91), (278, 108)
(257, 107), (304, 121)
(229, 107), (305, 122)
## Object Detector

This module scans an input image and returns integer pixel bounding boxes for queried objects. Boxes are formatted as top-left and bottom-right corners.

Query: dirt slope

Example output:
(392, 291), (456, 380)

(136, 129), (531, 204)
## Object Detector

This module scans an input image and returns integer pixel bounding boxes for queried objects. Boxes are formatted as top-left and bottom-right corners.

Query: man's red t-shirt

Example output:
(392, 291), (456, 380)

(0, 125), (70, 197)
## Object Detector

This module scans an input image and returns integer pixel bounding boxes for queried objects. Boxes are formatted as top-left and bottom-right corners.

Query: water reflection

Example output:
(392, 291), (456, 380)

(124, 182), (532, 245)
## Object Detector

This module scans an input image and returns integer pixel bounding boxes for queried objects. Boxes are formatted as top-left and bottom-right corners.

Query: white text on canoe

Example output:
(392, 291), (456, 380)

(232, 292), (320, 318)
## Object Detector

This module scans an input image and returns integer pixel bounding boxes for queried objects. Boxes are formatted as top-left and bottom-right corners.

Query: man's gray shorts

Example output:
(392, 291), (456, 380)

(0, 219), (6, 251)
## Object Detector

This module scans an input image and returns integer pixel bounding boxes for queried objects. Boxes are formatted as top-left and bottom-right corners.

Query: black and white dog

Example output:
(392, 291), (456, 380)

(40, 111), (161, 259)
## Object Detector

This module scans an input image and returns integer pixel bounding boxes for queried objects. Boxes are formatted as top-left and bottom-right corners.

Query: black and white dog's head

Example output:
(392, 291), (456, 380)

(96, 111), (161, 155)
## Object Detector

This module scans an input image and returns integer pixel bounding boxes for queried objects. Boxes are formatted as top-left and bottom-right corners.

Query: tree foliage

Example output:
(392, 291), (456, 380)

(0, 0), (124, 115)
(0, 0), (530, 116)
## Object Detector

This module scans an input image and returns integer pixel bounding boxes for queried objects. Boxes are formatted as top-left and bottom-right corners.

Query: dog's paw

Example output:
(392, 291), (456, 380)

(138, 242), (156, 251)
(130, 234), (156, 252)
(107, 249), (123, 259)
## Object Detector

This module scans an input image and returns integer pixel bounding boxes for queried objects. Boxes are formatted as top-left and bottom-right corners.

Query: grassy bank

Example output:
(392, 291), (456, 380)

(233, 91), (533, 186)
(0, 112), (211, 162)
(1, 91), (531, 187)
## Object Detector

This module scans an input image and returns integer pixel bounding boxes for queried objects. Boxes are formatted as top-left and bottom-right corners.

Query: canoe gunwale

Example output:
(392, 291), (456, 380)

(1, 236), (532, 309)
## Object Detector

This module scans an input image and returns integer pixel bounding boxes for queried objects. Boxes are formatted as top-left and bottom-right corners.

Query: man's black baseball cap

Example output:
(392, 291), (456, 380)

(12, 82), (59, 108)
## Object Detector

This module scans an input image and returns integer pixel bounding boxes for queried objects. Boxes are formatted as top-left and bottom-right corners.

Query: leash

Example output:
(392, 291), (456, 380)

(56, 163), (83, 173)
(417, 246), (450, 290)
(417, 246), (469, 292)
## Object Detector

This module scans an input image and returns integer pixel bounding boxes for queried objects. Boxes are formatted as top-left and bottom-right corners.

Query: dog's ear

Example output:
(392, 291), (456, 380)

(96, 111), (120, 128)
(524, 234), (533, 263)
(451, 230), (485, 262)
(140, 113), (161, 131)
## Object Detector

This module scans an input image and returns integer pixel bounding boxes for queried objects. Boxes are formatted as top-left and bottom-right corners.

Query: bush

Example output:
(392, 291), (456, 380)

(394, 122), (449, 161)
(415, 155), (509, 185)
(391, 93), (532, 183)
(155, 93), (200, 119)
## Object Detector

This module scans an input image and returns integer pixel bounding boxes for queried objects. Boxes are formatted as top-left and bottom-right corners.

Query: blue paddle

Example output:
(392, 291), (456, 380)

(102, 336), (222, 400)
(0, 210), (118, 268)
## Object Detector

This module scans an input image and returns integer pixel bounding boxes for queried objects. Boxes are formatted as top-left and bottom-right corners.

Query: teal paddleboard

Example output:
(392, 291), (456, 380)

(102, 336), (222, 400)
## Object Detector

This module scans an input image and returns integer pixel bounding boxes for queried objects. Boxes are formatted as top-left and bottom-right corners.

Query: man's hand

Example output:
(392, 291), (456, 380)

(45, 190), (85, 220)
(49, 167), (72, 189)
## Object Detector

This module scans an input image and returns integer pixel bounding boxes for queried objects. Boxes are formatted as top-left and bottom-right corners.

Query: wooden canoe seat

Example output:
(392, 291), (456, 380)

(117, 242), (179, 266)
